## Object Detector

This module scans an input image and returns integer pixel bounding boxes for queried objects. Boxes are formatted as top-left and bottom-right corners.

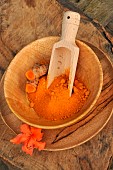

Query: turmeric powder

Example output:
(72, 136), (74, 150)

(26, 70), (90, 121)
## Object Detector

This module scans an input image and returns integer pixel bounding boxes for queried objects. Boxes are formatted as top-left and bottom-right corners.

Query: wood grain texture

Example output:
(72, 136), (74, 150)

(57, 0), (113, 47)
(57, 0), (113, 26)
(0, 0), (113, 169)
(105, 20), (113, 36)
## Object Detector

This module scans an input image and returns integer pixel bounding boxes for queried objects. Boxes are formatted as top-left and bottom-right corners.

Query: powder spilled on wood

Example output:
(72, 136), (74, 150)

(27, 74), (89, 121)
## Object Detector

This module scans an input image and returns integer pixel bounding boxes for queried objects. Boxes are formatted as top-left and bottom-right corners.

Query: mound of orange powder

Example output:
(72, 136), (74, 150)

(27, 74), (89, 121)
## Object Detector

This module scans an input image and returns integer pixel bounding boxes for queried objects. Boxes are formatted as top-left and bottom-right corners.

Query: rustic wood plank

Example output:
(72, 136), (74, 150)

(105, 19), (113, 36)
(57, 0), (113, 26)
(58, 0), (113, 54)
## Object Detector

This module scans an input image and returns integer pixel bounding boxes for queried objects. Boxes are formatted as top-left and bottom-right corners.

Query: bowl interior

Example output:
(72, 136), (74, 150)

(4, 37), (103, 129)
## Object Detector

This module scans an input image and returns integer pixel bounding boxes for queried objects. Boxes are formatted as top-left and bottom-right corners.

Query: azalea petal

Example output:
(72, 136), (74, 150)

(30, 127), (41, 134)
(20, 124), (31, 135)
(10, 134), (27, 144)
(34, 141), (46, 151)
(27, 138), (35, 148)
(22, 141), (33, 156)
(30, 127), (43, 141)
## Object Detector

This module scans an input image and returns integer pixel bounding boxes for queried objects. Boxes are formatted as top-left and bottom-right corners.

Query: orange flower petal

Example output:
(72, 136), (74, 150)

(10, 134), (27, 144)
(27, 138), (35, 147)
(22, 141), (33, 156)
(20, 124), (31, 135)
(30, 127), (43, 141)
(30, 127), (41, 134)
(34, 141), (46, 151)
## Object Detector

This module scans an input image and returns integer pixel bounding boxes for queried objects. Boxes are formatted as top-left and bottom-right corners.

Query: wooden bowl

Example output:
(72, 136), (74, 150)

(4, 37), (103, 129)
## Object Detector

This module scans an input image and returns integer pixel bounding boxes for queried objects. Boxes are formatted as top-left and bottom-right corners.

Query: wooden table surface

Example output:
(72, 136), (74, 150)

(0, 0), (113, 170)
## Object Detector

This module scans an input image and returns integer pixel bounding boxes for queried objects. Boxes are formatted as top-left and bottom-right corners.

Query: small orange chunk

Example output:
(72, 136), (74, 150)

(74, 79), (79, 85)
(25, 70), (35, 81)
(60, 79), (66, 84)
(29, 102), (35, 108)
(85, 91), (90, 97)
(26, 84), (36, 93)
(73, 86), (79, 93)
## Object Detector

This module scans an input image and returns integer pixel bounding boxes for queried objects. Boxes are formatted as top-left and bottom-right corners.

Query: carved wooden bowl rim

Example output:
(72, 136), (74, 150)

(3, 37), (103, 129)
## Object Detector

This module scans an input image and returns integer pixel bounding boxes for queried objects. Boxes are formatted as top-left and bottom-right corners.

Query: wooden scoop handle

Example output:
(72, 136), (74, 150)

(61, 11), (80, 44)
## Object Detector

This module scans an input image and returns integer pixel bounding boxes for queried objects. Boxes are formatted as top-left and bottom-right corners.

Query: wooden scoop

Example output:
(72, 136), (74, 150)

(47, 11), (80, 96)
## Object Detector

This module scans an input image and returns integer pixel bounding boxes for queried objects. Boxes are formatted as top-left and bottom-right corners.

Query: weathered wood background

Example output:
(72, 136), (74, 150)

(57, 0), (113, 35)
(57, 0), (113, 55)
(0, 0), (113, 169)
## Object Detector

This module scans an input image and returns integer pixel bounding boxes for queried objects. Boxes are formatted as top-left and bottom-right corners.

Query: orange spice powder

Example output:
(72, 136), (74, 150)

(27, 74), (89, 121)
